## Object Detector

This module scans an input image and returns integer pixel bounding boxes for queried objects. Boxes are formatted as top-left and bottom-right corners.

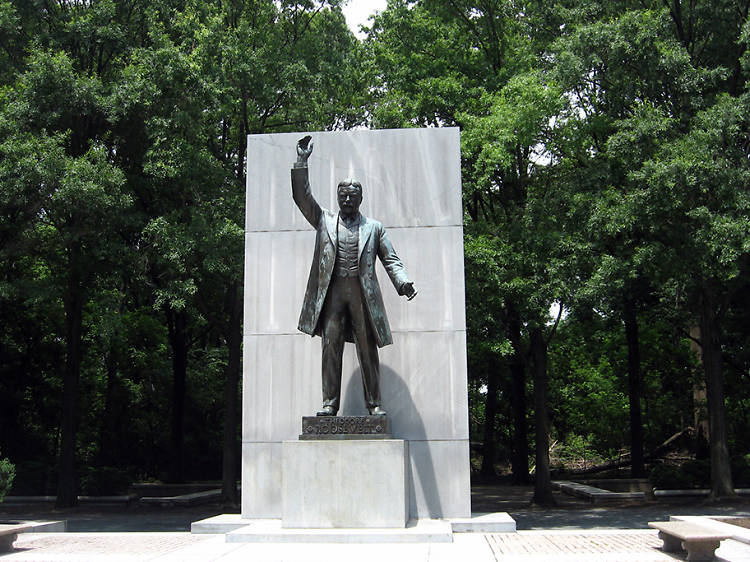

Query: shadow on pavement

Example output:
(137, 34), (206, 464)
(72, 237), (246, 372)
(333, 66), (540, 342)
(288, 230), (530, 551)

(0, 502), (228, 532)
(3, 485), (750, 532)
(472, 484), (750, 530)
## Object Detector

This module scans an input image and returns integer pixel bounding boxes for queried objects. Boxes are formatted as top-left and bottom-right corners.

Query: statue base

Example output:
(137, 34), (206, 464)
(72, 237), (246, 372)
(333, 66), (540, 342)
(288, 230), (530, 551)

(281, 439), (408, 528)
(299, 415), (391, 440)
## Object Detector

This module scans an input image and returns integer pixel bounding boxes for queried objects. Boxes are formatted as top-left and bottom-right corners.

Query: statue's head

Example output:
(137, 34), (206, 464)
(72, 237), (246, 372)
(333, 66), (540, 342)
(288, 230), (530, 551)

(337, 178), (362, 217)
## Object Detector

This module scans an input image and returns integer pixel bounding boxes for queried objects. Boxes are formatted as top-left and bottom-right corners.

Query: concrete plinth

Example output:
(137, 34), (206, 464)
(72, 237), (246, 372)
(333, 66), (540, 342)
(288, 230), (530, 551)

(282, 439), (408, 529)
(449, 512), (517, 533)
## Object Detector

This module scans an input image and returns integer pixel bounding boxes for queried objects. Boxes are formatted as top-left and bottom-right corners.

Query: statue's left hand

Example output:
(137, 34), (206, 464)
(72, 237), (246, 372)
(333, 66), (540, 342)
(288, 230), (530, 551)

(402, 282), (417, 300)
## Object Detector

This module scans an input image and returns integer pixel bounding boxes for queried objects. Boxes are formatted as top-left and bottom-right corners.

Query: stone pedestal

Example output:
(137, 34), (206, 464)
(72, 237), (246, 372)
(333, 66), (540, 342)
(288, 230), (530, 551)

(282, 439), (408, 528)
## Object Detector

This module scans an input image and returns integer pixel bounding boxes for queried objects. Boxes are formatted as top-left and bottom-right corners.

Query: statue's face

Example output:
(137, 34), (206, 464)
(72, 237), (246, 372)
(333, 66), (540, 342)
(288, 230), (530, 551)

(337, 185), (362, 217)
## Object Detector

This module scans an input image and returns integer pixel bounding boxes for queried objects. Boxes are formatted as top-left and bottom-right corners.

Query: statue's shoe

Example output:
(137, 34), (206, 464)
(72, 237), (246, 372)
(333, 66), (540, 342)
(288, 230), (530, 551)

(316, 405), (336, 416)
(368, 406), (387, 416)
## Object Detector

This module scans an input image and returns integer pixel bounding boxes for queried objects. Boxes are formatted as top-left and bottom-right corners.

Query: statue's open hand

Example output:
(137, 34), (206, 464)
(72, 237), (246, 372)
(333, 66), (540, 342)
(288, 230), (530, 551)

(297, 135), (313, 162)
(401, 282), (417, 300)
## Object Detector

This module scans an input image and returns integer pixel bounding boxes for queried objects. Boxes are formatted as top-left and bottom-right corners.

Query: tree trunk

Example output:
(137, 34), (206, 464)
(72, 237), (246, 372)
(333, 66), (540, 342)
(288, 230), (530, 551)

(56, 258), (84, 508)
(222, 282), (241, 506)
(508, 306), (529, 484)
(700, 287), (734, 497)
(479, 359), (500, 482)
(623, 297), (645, 478)
(530, 327), (555, 505)
(689, 325), (710, 459)
(166, 308), (189, 483)
(97, 348), (118, 467)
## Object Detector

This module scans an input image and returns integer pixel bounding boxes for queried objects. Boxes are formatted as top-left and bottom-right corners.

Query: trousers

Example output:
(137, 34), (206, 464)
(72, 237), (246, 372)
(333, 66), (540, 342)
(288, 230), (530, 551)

(320, 274), (381, 412)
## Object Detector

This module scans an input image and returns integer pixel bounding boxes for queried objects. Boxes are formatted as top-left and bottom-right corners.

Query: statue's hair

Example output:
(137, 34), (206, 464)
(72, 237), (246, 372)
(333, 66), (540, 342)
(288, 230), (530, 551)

(337, 178), (362, 193)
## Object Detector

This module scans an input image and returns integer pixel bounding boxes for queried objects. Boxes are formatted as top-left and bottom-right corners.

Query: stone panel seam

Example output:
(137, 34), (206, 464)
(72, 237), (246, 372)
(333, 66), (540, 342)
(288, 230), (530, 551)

(241, 322), (469, 335)
(245, 224), (463, 233)
(401, 439), (469, 443)
(242, 439), (468, 444)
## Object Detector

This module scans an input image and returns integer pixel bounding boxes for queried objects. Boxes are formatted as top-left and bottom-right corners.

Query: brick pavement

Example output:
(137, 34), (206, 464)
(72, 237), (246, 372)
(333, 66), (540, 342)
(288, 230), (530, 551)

(6, 533), (213, 562)
(487, 530), (674, 561)
(488, 530), (663, 556)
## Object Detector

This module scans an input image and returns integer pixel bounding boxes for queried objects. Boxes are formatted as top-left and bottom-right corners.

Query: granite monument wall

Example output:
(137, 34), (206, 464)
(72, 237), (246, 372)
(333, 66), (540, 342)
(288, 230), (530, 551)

(242, 127), (470, 519)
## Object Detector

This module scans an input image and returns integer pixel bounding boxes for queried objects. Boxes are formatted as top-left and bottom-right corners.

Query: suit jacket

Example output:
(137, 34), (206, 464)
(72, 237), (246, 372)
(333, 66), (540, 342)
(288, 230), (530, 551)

(291, 165), (409, 348)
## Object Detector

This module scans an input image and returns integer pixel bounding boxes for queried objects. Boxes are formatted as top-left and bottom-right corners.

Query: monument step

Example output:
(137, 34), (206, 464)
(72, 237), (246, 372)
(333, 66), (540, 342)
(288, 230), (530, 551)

(449, 512), (516, 533)
(191, 514), (249, 534)
(225, 518), (453, 543)
(192, 512), (517, 535)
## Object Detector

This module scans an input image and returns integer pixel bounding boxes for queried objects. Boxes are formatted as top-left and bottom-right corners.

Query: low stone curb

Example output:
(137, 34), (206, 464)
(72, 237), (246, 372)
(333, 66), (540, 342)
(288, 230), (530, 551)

(4, 495), (138, 505)
(654, 488), (750, 498)
(552, 481), (645, 504)
(140, 489), (221, 507)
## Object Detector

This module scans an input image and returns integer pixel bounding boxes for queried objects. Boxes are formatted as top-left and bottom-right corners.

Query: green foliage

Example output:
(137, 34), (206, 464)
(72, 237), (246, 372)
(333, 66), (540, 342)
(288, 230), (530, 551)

(0, 451), (15, 502)
(550, 433), (606, 470)
(79, 466), (132, 496)
(461, 71), (562, 192)
(635, 93), (750, 286)
(732, 455), (750, 488)
(650, 456), (750, 490)
(550, 310), (698, 456)
(650, 460), (710, 490)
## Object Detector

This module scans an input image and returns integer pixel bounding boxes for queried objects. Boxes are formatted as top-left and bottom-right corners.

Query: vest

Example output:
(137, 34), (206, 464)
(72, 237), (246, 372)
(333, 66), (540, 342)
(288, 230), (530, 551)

(334, 214), (360, 278)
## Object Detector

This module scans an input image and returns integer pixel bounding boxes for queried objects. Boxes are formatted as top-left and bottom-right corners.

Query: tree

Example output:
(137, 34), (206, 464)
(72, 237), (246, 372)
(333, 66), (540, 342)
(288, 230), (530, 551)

(635, 93), (750, 495)
(546, 2), (747, 485)
(0, 39), (133, 504)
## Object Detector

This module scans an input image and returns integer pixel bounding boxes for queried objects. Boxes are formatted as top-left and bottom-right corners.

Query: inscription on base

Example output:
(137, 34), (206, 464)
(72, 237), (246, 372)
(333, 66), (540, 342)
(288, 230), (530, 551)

(300, 416), (391, 440)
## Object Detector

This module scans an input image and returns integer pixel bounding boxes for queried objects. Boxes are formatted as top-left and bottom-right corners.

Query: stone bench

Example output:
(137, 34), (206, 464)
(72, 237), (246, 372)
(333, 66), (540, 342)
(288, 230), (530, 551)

(0, 523), (31, 552)
(649, 521), (731, 561)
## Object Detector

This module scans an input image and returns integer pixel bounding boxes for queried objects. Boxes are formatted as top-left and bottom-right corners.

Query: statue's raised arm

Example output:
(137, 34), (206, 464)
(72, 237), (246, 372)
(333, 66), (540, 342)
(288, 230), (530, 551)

(291, 136), (321, 228)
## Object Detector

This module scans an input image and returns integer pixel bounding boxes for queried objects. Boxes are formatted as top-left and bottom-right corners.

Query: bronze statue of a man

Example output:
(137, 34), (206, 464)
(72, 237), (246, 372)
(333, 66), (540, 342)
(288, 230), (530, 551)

(291, 136), (417, 417)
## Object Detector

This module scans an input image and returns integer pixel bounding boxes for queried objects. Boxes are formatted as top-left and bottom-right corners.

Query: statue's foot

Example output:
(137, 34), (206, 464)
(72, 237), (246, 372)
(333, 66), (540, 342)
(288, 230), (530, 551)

(368, 406), (387, 416)
(316, 405), (336, 416)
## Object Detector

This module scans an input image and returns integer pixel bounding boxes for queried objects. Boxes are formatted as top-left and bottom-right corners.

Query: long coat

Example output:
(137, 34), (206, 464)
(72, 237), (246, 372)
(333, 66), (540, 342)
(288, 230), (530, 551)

(291, 166), (409, 348)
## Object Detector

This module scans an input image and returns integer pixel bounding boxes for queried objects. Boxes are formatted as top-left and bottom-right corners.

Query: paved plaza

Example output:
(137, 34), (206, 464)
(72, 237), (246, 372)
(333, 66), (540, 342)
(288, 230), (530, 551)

(4, 529), (750, 561)
(3, 488), (750, 561)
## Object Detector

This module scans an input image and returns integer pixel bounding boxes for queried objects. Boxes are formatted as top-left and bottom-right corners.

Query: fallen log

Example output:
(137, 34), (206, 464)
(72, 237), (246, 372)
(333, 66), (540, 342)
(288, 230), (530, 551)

(552, 427), (695, 476)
